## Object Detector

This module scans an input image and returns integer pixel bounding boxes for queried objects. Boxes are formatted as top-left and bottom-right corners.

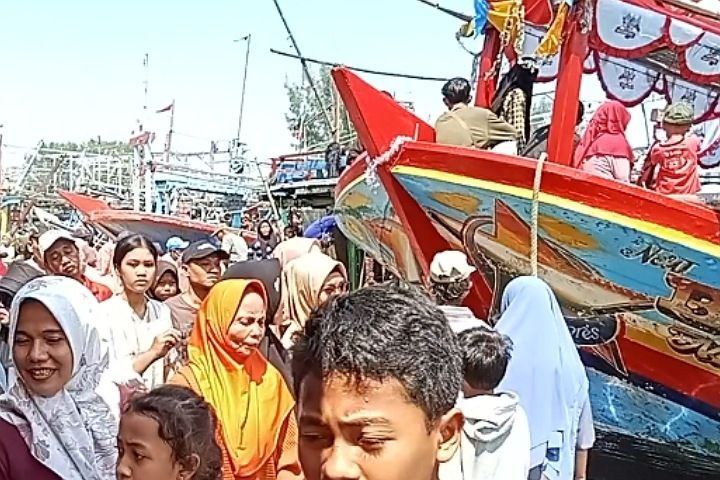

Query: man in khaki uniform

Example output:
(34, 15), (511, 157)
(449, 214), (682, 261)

(435, 77), (519, 149)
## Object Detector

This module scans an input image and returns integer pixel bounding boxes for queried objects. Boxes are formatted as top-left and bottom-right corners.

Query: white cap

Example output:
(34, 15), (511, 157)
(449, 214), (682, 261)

(429, 250), (476, 283)
(38, 230), (77, 259)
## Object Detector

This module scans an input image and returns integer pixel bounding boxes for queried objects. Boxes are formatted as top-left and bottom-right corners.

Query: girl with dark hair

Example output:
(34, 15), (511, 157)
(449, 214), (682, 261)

(100, 234), (180, 390)
(491, 61), (539, 150)
(117, 385), (223, 480)
(250, 220), (279, 261)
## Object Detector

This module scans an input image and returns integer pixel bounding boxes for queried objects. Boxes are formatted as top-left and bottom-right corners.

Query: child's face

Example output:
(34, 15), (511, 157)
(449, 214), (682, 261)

(117, 412), (195, 480)
(297, 373), (462, 480)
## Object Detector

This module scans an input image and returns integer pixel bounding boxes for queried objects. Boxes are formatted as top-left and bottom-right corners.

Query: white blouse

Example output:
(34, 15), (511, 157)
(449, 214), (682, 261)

(98, 295), (174, 390)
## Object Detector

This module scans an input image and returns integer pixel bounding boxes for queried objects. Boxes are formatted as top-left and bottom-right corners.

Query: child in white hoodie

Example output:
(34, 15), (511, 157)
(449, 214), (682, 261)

(441, 327), (531, 480)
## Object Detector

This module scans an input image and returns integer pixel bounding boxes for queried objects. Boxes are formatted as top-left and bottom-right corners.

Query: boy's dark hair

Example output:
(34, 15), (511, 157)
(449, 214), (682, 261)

(124, 385), (222, 480)
(430, 278), (471, 306)
(441, 77), (472, 105)
(292, 282), (463, 428)
(457, 327), (513, 391)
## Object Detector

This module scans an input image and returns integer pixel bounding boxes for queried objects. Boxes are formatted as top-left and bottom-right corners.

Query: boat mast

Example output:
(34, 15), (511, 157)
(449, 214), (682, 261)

(271, 0), (334, 134)
(235, 34), (251, 144)
(546, 7), (588, 166)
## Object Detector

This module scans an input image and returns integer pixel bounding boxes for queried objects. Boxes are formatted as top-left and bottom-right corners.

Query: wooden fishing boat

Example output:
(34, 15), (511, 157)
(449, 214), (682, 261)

(333, 0), (720, 477)
(58, 190), (254, 245)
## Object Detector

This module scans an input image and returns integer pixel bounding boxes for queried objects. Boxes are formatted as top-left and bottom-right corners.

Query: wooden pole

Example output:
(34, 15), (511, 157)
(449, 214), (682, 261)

(475, 29), (502, 108)
(164, 100), (175, 164)
(333, 78), (341, 143)
(271, 0), (333, 131)
(236, 35), (251, 143)
(547, 10), (588, 166)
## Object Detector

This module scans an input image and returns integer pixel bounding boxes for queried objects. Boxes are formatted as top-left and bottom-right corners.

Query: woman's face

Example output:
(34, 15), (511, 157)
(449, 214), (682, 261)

(225, 291), (266, 359)
(119, 248), (157, 295)
(153, 272), (178, 301)
(259, 222), (272, 237)
(117, 412), (196, 480)
(13, 300), (73, 397)
(318, 270), (348, 305)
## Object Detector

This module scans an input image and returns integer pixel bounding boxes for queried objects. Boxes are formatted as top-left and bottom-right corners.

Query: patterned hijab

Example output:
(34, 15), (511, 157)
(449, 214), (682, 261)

(0, 276), (117, 480)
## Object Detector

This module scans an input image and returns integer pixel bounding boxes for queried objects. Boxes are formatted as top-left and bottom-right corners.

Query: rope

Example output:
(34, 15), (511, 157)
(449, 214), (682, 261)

(530, 152), (547, 277)
(270, 49), (450, 82)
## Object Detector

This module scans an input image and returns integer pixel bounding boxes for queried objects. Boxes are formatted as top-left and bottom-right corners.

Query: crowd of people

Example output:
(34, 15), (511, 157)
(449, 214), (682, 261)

(435, 65), (703, 202)
(0, 202), (594, 480)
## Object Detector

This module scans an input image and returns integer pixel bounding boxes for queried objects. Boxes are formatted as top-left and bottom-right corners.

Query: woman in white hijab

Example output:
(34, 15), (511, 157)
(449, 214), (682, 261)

(495, 276), (594, 480)
(0, 276), (118, 480)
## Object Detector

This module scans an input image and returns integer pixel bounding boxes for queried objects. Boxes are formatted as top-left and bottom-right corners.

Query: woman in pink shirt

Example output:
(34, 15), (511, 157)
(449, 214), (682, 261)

(573, 100), (635, 182)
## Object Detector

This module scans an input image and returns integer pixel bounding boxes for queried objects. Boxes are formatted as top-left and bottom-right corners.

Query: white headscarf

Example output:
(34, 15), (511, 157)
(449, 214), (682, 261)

(495, 276), (589, 473)
(0, 276), (117, 480)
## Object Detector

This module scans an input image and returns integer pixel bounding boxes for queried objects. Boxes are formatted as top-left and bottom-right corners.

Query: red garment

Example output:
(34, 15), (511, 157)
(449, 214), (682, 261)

(80, 276), (113, 302)
(573, 101), (634, 168)
(650, 135), (701, 195)
(0, 419), (61, 479)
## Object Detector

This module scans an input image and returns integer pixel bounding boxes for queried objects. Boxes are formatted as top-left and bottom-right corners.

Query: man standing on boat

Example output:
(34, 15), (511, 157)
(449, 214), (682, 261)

(212, 224), (248, 264)
(435, 77), (520, 150)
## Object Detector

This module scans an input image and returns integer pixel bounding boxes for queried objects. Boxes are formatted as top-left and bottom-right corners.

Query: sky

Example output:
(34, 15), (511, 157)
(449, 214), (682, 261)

(0, 0), (652, 169)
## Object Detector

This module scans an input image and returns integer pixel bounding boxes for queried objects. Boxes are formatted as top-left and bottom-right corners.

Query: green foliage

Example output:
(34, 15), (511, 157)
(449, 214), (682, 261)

(44, 138), (133, 155)
(284, 65), (356, 150)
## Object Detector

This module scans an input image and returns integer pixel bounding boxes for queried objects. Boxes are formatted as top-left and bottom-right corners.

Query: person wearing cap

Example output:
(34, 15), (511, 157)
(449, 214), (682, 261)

(164, 240), (229, 362)
(429, 250), (489, 332)
(162, 236), (189, 265)
(212, 224), (248, 264)
(39, 230), (113, 302)
(643, 102), (702, 199)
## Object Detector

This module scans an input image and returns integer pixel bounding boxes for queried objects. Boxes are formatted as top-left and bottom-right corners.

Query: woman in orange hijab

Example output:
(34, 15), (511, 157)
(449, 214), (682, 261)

(171, 279), (301, 480)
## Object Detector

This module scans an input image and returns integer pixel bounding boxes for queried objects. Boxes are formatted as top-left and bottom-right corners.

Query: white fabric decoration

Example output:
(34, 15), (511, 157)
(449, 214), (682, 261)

(596, 0), (665, 52)
(365, 136), (413, 188)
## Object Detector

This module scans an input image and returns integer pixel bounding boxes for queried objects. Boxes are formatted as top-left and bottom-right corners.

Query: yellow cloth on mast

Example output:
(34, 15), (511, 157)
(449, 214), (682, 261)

(536, 2), (570, 57)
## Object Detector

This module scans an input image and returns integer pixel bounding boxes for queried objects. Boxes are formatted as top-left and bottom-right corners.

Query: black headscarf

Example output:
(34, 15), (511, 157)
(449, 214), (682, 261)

(491, 62), (538, 141)
(221, 259), (293, 394)
(252, 220), (280, 261)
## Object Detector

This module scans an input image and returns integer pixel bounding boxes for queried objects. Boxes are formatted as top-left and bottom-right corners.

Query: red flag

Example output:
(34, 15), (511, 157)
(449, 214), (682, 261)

(156, 102), (173, 113)
(129, 131), (155, 146)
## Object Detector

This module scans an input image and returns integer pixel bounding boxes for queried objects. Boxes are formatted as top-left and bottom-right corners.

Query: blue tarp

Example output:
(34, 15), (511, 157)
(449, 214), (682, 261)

(303, 215), (337, 239)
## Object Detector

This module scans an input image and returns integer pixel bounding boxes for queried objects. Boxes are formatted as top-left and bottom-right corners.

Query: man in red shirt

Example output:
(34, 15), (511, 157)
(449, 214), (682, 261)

(645, 102), (702, 200)
(38, 230), (113, 302)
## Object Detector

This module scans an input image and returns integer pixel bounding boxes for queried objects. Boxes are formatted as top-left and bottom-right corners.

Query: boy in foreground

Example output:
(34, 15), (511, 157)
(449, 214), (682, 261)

(292, 283), (464, 480)
(440, 327), (530, 480)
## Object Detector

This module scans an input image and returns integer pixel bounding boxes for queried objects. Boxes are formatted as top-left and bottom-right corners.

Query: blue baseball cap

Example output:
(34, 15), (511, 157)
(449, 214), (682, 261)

(165, 236), (190, 252)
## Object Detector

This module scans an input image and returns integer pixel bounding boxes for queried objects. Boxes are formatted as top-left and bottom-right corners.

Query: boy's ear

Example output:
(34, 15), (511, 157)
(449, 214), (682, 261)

(436, 407), (464, 464)
(179, 453), (201, 479)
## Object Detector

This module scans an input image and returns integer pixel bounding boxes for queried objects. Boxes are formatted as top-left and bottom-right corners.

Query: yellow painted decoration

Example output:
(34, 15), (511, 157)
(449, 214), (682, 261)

(431, 191), (482, 214)
(538, 214), (598, 249)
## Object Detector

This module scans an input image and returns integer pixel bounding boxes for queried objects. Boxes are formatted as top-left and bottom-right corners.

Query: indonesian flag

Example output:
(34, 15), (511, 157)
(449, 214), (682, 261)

(156, 102), (174, 113)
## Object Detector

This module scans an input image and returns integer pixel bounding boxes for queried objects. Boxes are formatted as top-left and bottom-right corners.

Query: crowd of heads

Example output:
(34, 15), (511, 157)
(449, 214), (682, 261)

(0, 200), (591, 480)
